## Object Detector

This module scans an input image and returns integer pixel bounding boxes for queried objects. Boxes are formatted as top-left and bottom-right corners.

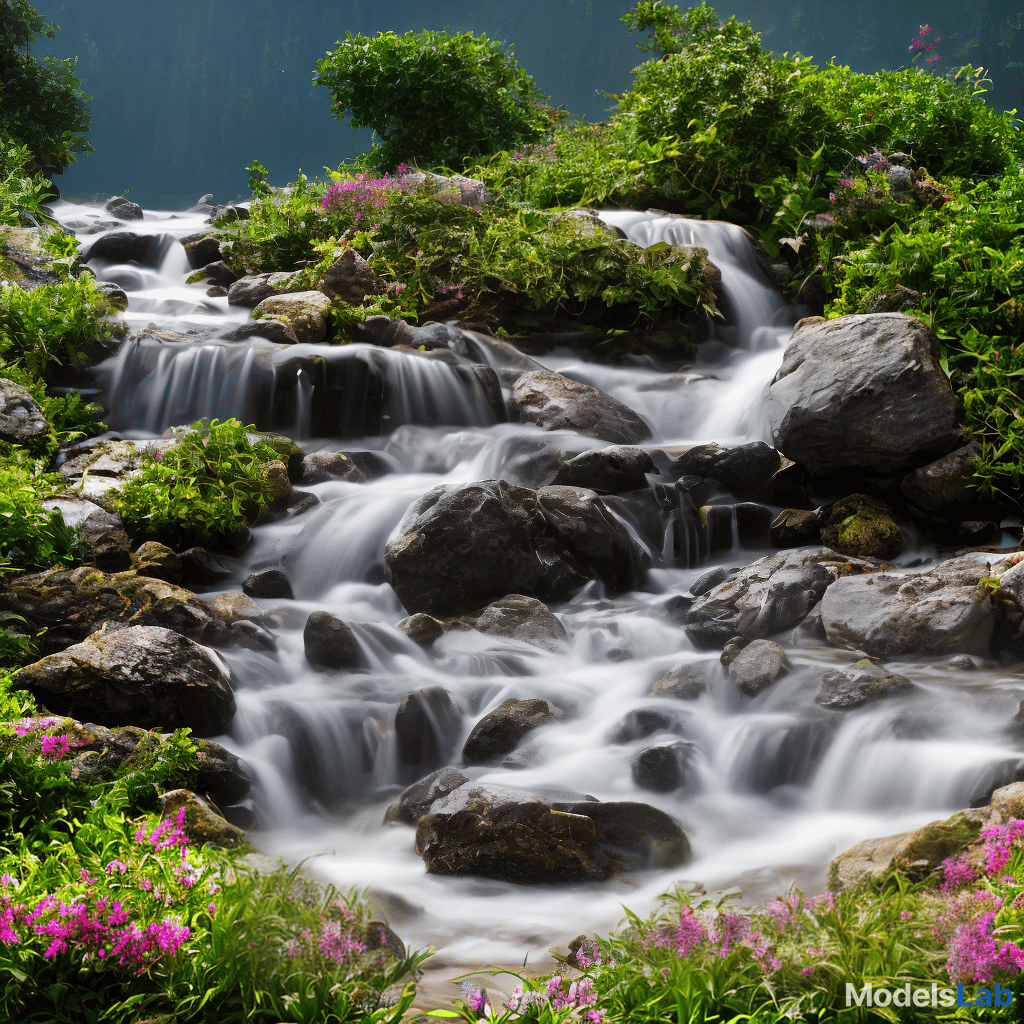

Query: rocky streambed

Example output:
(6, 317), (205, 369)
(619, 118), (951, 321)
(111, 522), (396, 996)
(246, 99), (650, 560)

(4, 195), (1024, 967)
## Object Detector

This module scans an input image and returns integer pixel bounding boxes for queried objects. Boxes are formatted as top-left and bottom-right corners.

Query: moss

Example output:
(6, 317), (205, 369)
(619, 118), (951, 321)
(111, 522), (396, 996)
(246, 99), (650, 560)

(821, 494), (902, 560)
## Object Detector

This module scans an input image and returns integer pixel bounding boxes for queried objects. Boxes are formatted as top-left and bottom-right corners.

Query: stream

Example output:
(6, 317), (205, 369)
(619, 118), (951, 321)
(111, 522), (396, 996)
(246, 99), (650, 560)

(52, 198), (1024, 976)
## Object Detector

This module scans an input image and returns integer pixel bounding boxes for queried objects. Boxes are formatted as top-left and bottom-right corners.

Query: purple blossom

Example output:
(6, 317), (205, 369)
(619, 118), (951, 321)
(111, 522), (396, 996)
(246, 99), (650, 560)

(40, 734), (70, 761)
(980, 820), (1024, 876)
(947, 912), (1024, 982)
(941, 855), (978, 892)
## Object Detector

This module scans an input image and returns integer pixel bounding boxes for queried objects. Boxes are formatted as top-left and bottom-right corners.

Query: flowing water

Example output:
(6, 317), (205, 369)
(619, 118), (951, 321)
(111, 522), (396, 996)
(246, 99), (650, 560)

(53, 200), (1024, 978)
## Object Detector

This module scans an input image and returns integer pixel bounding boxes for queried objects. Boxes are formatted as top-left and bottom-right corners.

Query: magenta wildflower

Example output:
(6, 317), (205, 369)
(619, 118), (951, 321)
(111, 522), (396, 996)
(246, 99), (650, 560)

(709, 910), (751, 957)
(941, 854), (978, 892)
(980, 820), (1024, 876)
(947, 912), (1024, 982)
(466, 988), (488, 1013)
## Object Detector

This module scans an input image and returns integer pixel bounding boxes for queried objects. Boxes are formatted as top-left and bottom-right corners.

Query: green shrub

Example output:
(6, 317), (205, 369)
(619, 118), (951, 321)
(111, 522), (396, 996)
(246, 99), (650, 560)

(0, 142), (57, 228)
(0, 454), (78, 574)
(112, 419), (279, 548)
(314, 28), (554, 171)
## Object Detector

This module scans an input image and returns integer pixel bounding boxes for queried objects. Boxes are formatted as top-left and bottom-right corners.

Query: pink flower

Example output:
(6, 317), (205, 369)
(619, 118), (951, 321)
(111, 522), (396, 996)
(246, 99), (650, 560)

(40, 734), (71, 761)
(941, 855), (978, 892)
(947, 913), (1024, 982)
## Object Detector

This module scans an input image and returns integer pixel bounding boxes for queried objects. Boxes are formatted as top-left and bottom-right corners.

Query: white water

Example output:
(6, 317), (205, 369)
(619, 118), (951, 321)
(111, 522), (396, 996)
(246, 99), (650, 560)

(55, 200), (1024, 976)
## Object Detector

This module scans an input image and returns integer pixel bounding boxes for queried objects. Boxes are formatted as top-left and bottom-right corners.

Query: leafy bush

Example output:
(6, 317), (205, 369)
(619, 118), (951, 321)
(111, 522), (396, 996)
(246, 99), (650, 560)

(0, 142), (58, 228)
(314, 28), (554, 171)
(0, 454), (78, 574)
(112, 419), (279, 548)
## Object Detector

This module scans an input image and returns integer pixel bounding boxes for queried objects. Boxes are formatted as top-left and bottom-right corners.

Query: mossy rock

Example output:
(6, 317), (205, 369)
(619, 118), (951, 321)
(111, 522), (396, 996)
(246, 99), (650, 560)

(821, 494), (902, 560)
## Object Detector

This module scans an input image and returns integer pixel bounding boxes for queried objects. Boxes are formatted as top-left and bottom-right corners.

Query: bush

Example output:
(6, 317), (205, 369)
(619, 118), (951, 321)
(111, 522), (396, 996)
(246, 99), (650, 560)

(0, 454), (78, 575)
(314, 28), (554, 171)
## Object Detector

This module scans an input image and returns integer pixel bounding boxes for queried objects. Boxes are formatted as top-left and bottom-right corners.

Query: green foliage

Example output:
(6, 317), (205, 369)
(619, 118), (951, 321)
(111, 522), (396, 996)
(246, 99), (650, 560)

(112, 419), (279, 547)
(314, 28), (553, 171)
(0, 453), (78, 575)
(0, 142), (56, 227)
(0, 0), (91, 174)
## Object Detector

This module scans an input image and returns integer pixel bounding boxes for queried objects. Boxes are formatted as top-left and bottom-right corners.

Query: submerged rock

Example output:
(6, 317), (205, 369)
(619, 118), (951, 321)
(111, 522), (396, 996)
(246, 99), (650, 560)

(726, 639), (787, 696)
(815, 660), (913, 710)
(462, 698), (566, 764)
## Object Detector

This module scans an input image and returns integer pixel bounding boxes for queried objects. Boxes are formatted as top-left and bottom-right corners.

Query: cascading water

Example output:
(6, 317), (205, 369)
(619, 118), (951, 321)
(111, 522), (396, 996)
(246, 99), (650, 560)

(54, 200), (1024, 977)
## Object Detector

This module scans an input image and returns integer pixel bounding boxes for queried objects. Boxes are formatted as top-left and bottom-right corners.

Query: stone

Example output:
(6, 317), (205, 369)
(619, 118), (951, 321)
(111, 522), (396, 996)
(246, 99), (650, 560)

(820, 494), (902, 560)
(208, 592), (268, 628)
(300, 451), (368, 485)
(132, 541), (183, 584)
(901, 440), (981, 512)
(303, 610), (358, 670)
(459, 594), (568, 652)
(650, 664), (708, 700)
(988, 781), (1024, 824)
(394, 687), (463, 776)
(16, 625), (236, 735)
(632, 741), (695, 792)
(196, 260), (237, 287)
(674, 441), (781, 494)
(0, 378), (50, 443)
(193, 738), (252, 805)
(104, 196), (143, 220)
(769, 508), (821, 548)
(83, 231), (153, 265)
(230, 619), (278, 651)
(242, 569), (293, 600)
(607, 708), (676, 744)
(815, 660), (914, 710)
(157, 789), (247, 847)
(727, 639), (787, 696)
(178, 547), (232, 586)
(227, 274), (278, 307)
(511, 370), (652, 445)
(349, 315), (418, 348)
(92, 280), (130, 311)
(180, 231), (223, 269)
(462, 698), (566, 763)
(321, 248), (381, 304)
(690, 567), (732, 597)
(223, 319), (299, 345)
(551, 446), (655, 493)
(251, 291), (331, 345)
(384, 766), (470, 825)
(765, 314), (962, 475)
(41, 497), (131, 572)
(396, 613), (445, 645)
(820, 552), (1000, 658)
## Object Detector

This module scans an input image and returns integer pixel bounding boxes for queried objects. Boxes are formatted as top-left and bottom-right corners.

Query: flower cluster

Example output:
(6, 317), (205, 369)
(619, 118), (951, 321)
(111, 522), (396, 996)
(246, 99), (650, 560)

(980, 821), (1024, 876)
(507, 975), (604, 1022)
(909, 23), (941, 65)
(512, 144), (557, 163)
(4, 715), (78, 763)
(946, 911), (1024, 983)
(940, 854), (979, 893)
(321, 172), (401, 224)
(286, 901), (368, 969)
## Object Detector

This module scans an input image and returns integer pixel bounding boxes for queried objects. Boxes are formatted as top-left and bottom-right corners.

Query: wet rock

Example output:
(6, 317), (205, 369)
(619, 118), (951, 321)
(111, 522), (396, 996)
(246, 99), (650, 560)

(227, 273), (278, 307)
(607, 708), (676, 744)
(462, 698), (566, 764)
(251, 291), (331, 345)
(958, 520), (1000, 544)
(0, 566), (222, 654)
(820, 494), (902, 560)
(350, 315), (418, 348)
(223, 319), (300, 345)
(690, 566), (732, 597)
(396, 613), (445, 645)
(84, 231), (152, 264)
(719, 635), (749, 667)
(460, 594), (567, 652)
(686, 549), (876, 648)
(180, 231), (223, 269)
(394, 687), (463, 776)
(650, 664), (708, 700)
(41, 497), (131, 572)
(92, 280), (130, 311)
(179, 547), (232, 586)
(193, 737), (252, 805)
(303, 610), (358, 670)
(501, 744), (542, 769)
(675, 441), (780, 494)
(132, 541), (183, 584)
(157, 789), (247, 847)
(820, 552), (999, 658)
(511, 370), (652, 445)
(286, 491), (319, 517)
(769, 508), (822, 548)
(195, 260), (237, 287)
(816, 660), (913, 710)
(551, 446), (655, 493)
(702, 503), (774, 551)
(727, 639), (787, 696)
(321, 248), (381, 304)
(632, 741), (695, 792)
(230, 619), (278, 651)
(242, 569), (293, 600)
(245, 431), (305, 482)
(301, 451), (368, 485)
(104, 196), (143, 221)
(0, 377), (50, 444)
(208, 592), (268, 628)
(765, 314), (961, 475)
(901, 440), (981, 512)
(384, 766), (470, 825)
(16, 625), (236, 735)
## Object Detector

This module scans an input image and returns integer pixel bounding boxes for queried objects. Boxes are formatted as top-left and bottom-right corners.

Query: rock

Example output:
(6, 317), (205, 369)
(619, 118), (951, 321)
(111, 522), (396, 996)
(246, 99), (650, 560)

(132, 541), (183, 584)
(901, 441), (982, 512)
(396, 613), (445, 645)
(607, 708), (676, 744)
(988, 781), (1024, 824)
(675, 442), (781, 494)
(83, 231), (152, 265)
(815, 660), (913, 710)
(16, 625), (235, 735)
(0, 566), (222, 655)
(820, 494), (902, 560)
(178, 547), (233, 586)
(227, 274), (278, 307)
(195, 260), (237, 287)
(40, 498), (131, 572)
(820, 552), (999, 658)
(460, 594), (567, 652)
(690, 567), (732, 597)
(384, 766), (469, 825)
(208, 592), (267, 628)
(765, 314), (961, 475)
(104, 196), (143, 221)
(180, 231), (223, 269)
(0, 378), (50, 444)
(686, 549), (876, 648)
(223, 319), (300, 345)
(702, 503), (774, 551)
(394, 687), (463, 776)
(551, 446), (655, 493)
(303, 610), (358, 670)
(300, 451), (368, 485)
(727, 639), (787, 696)
(92, 280), (130, 311)
(632, 741), (695, 792)
(650, 664), (708, 700)
(157, 789), (246, 847)
(193, 738), (251, 805)
(321, 248), (381, 304)
(462, 698), (566, 763)
(230, 619), (278, 651)
(242, 569), (293, 600)
(997, 560), (1024, 608)
(769, 509), (821, 548)
(385, 480), (643, 617)
(251, 291), (331, 345)
(349, 315), (418, 348)
(511, 370), (652, 445)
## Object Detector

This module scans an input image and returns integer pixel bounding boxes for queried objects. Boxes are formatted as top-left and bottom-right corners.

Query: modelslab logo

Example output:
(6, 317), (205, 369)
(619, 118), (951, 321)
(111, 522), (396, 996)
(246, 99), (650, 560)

(846, 982), (1015, 1009)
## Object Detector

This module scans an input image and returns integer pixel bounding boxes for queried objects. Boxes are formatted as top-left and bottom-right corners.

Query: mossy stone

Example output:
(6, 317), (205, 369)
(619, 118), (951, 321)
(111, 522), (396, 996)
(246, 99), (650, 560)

(821, 494), (902, 560)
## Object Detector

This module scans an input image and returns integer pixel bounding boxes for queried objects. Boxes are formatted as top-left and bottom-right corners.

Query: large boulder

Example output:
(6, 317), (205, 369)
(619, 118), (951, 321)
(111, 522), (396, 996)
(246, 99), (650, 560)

(15, 625), (236, 735)
(815, 660), (913, 710)
(686, 549), (877, 648)
(765, 314), (961, 475)
(551, 446), (655, 493)
(321, 248), (381, 304)
(819, 494), (902, 560)
(251, 291), (331, 344)
(674, 441), (781, 495)
(901, 441), (982, 512)
(820, 552), (1000, 658)
(0, 378), (50, 444)
(462, 698), (566, 763)
(511, 370), (652, 445)
(384, 480), (643, 617)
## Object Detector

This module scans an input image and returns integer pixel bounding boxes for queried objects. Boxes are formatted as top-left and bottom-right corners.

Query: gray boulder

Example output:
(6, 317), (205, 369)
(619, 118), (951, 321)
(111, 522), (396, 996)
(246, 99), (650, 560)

(251, 291), (331, 344)
(551, 446), (655, 493)
(511, 370), (652, 445)
(816, 660), (914, 710)
(0, 378), (50, 444)
(727, 639), (787, 696)
(765, 314), (961, 475)
(242, 569), (293, 600)
(820, 552), (999, 658)
(16, 625), (236, 735)
(300, 451), (368, 484)
(463, 697), (566, 763)
(41, 497), (131, 572)
(384, 766), (470, 824)
(105, 196), (143, 221)
(223, 320), (299, 345)
(321, 248), (380, 304)
(303, 611), (358, 671)
(901, 441), (982, 511)
(227, 273), (278, 307)
(650, 664), (708, 700)
(458, 594), (568, 652)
